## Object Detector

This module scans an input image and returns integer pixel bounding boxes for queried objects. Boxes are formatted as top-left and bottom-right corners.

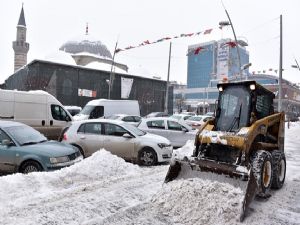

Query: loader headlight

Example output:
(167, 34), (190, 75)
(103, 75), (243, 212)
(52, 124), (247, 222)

(250, 84), (256, 90)
(158, 143), (171, 148)
(218, 86), (223, 92)
(50, 156), (70, 164)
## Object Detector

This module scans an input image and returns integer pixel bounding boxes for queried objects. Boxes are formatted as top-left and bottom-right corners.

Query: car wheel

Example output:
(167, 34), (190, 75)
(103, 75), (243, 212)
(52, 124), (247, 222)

(138, 148), (157, 166)
(20, 160), (43, 173)
(251, 150), (273, 197)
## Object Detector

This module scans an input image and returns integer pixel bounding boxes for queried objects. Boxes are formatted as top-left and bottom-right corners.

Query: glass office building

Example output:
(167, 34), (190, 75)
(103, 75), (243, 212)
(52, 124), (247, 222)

(185, 39), (249, 112)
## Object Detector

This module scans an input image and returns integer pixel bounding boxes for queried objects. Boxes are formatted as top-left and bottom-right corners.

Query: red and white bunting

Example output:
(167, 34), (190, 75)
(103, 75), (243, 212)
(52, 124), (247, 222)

(115, 28), (214, 54)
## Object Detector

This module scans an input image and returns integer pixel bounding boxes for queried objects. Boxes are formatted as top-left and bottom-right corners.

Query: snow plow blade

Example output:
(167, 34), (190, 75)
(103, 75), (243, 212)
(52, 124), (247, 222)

(165, 158), (258, 221)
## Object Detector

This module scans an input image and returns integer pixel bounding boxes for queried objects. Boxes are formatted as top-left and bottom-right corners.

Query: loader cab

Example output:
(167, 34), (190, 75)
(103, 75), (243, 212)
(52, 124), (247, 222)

(215, 81), (274, 132)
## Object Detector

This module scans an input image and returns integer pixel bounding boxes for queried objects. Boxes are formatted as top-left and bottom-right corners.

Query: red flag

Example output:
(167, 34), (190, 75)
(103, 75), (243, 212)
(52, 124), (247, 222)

(226, 41), (237, 48)
(203, 29), (212, 35)
(144, 40), (150, 44)
(164, 37), (172, 40)
(194, 47), (204, 54)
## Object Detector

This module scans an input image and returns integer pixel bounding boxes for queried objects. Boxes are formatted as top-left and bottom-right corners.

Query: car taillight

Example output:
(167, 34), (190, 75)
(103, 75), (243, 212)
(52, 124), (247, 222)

(63, 133), (67, 140)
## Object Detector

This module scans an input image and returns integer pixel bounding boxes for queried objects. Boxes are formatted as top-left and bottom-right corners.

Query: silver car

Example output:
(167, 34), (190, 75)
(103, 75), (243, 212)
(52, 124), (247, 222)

(138, 117), (197, 148)
(107, 114), (142, 127)
(62, 119), (173, 166)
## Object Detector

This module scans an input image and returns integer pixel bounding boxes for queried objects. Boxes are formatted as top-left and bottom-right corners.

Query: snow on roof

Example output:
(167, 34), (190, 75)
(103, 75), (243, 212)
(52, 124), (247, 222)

(43, 50), (77, 66)
(72, 51), (111, 60)
(85, 61), (128, 74)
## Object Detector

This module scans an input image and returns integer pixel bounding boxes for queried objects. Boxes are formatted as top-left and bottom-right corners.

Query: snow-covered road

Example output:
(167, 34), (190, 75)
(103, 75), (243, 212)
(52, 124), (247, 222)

(0, 123), (300, 225)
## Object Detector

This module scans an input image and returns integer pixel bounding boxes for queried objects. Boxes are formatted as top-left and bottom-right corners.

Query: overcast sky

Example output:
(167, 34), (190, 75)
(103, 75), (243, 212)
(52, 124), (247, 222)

(0, 0), (300, 84)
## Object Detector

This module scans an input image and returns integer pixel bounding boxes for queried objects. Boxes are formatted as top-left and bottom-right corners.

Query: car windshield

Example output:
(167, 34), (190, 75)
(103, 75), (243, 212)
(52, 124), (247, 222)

(5, 125), (47, 146)
(186, 116), (202, 121)
(169, 115), (181, 120)
(122, 123), (146, 136)
(79, 105), (95, 115)
(107, 115), (121, 120)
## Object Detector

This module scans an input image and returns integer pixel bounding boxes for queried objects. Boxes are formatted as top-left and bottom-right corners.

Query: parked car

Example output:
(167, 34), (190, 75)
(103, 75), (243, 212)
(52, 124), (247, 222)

(65, 106), (82, 116)
(0, 121), (82, 174)
(169, 113), (192, 122)
(181, 111), (196, 116)
(145, 112), (169, 118)
(62, 119), (173, 166)
(205, 112), (215, 117)
(73, 99), (140, 121)
(185, 115), (214, 128)
(107, 114), (142, 126)
(138, 117), (197, 148)
(285, 111), (299, 122)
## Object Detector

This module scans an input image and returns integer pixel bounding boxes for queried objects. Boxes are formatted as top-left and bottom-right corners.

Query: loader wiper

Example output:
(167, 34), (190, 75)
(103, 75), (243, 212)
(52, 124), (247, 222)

(228, 103), (242, 132)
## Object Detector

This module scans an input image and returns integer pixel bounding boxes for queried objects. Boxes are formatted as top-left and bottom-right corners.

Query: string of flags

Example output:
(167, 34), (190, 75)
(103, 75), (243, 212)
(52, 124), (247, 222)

(115, 28), (214, 54)
(251, 68), (283, 75)
(186, 41), (238, 56)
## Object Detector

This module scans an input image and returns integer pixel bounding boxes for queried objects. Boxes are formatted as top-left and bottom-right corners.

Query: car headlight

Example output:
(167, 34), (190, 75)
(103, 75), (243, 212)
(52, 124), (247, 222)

(50, 156), (70, 164)
(158, 143), (171, 148)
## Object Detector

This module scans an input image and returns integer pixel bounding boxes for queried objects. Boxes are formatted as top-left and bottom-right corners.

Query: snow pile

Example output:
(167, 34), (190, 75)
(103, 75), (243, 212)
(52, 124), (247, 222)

(151, 179), (244, 225)
(0, 150), (148, 225)
(172, 140), (194, 160)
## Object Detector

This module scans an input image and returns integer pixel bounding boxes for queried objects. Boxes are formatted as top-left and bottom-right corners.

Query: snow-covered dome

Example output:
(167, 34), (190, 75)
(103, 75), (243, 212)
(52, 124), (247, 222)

(59, 35), (112, 59)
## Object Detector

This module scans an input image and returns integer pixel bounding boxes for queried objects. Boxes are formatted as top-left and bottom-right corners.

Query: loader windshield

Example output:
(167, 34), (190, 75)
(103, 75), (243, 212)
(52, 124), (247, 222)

(216, 86), (250, 131)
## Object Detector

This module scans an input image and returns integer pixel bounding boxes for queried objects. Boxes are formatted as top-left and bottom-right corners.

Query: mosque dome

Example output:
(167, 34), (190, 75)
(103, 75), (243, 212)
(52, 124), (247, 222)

(59, 34), (112, 59)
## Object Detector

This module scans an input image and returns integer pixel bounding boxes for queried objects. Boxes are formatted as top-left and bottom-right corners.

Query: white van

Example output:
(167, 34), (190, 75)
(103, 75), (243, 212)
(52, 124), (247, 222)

(73, 99), (140, 121)
(0, 89), (72, 140)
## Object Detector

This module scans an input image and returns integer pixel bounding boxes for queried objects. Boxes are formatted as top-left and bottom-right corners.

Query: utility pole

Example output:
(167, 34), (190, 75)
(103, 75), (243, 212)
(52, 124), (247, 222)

(108, 41), (118, 99)
(278, 15), (283, 112)
(164, 42), (172, 114)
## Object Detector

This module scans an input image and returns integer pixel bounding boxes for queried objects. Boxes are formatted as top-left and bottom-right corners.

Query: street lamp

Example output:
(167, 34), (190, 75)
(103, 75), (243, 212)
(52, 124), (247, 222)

(219, 8), (242, 80)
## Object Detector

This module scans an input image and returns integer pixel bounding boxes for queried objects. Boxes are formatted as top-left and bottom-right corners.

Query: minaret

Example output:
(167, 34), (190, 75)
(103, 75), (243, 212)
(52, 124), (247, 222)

(12, 4), (30, 72)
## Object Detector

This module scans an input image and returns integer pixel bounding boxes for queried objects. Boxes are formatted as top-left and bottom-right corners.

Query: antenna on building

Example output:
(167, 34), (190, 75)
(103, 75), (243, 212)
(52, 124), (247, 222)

(85, 23), (89, 35)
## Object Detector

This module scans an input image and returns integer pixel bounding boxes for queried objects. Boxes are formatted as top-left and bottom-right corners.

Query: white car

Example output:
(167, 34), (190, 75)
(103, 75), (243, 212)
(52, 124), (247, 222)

(62, 119), (172, 166)
(185, 115), (214, 128)
(169, 114), (192, 122)
(138, 117), (197, 148)
(107, 114), (142, 126)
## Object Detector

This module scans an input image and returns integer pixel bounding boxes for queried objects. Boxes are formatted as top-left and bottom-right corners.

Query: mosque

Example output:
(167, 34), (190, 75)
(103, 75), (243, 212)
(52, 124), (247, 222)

(2, 6), (172, 116)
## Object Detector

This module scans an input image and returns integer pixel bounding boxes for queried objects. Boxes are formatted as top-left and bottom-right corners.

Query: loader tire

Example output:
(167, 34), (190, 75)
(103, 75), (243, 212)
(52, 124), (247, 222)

(251, 150), (273, 197)
(271, 150), (286, 189)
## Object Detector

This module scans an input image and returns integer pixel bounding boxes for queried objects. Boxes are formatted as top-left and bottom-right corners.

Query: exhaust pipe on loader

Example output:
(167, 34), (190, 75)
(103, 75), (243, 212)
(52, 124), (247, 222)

(165, 157), (258, 221)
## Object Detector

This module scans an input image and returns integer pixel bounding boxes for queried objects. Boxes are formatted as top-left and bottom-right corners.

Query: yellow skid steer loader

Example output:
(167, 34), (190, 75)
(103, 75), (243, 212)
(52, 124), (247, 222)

(165, 81), (286, 221)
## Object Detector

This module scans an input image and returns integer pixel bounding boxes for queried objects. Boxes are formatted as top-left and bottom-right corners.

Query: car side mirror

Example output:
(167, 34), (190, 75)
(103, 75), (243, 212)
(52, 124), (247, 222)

(182, 127), (188, 132)
(2, 139), (14, 147)
(123, 133), (133, 138)
(65, 116), (71, 122)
